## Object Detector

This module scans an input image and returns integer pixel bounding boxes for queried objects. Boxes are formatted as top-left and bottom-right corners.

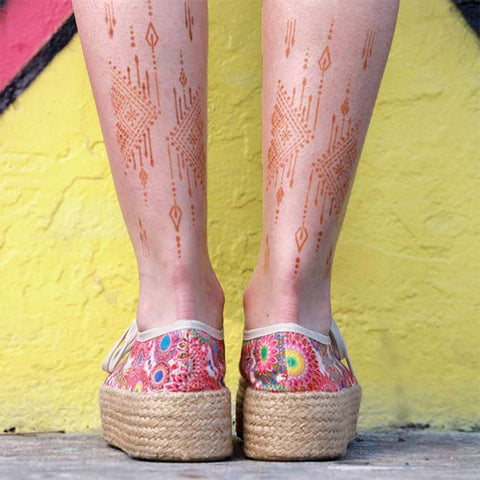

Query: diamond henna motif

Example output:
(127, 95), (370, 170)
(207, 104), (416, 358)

(295, 224), (309, 252)
(169, 202), (183, 232)
(145, 22), (159, 49)
(318, 45), (332, 72)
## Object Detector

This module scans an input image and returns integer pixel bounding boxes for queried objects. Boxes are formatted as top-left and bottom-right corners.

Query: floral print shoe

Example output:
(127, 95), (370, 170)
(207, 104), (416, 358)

(236, 318), (362, 460)
(99, 319), (233, 461)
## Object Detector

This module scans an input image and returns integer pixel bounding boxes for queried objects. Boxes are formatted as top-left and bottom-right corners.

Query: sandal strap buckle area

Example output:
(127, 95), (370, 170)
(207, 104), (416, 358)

(102, 319), (138, 373)
(101, 318), (225, 373)
(329, 317), (355, 376)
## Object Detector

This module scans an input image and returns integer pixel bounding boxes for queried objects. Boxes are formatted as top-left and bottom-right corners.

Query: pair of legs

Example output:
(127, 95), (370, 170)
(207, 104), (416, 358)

(73, 0), (399, 335)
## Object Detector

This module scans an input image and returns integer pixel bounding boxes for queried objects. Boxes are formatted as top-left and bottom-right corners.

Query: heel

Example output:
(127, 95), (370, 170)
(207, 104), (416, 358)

(241, 384), (362, 460)
(99, 386), (233, 461)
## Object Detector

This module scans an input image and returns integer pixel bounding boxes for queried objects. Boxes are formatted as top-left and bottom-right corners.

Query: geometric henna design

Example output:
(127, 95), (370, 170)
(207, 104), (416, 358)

(293, 169), (313, 275)
(293, 79), (360, 274)
(263, 233), (270, 276)
(146, 0), (161, 106)
(184, 0), (194, 42)
(138, 217), (150, 258)
(267, 78), (314, 217)
(166, 50), (206, 258)
(362, 29), (375, 71)
(285, 18), (296, 58)
(267, 19), (334, 224)
(313, 19), (334, 132)
(310, 79), (360, 226)
(323, 247), (333, 280)
(109, 59), (160, 203)
(104, 1), (116, 38)
(109, 21), (161, 205)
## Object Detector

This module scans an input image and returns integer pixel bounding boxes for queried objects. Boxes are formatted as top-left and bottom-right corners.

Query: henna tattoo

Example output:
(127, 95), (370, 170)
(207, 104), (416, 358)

(310, 79), (360, 225)
(184, 0), (194, 41)
(313, 19), (334, 132)
(267, 78), (314, 224)
(129, 26), (136, 48)
(267, 20), (334, 224)
(323, 247), (333, 280)
(362, 29), (375, 70)
(266, 18), (361, 276)
(109, 22), (161, 204)
(138, 217), (150, 257)
(104, 1), (116, 38)
(293, 79), (361, 275)
(295, 170), (312, 251)
(263, 233), (270, 275)
(166, 50), (206, 258)
(315, 230), (323, 253)
(285, 18), (296, 57)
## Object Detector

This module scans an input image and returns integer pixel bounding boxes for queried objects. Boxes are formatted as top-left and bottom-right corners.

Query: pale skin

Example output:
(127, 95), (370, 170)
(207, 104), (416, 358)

(72, 0), (399, 335)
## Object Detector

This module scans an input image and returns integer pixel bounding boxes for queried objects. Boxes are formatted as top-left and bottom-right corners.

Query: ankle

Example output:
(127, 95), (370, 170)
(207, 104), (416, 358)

(243, 267), (332, 335)
(136, 260), (224, 331)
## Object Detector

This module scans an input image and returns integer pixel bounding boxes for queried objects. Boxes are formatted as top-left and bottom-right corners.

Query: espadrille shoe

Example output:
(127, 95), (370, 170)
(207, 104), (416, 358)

(99, 318), (233, 461)
(236, 318), (361, 460)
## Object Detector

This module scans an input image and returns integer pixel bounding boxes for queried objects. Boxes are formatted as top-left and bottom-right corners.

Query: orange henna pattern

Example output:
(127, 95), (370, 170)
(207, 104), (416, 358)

(285, 18), (296, 57)
(263, 233), (270, 275)
(267, 20), (334, 224)
(138, 217), (150, 257)
(104, 1), (116, 38)
(323, 247), (333, 280)
(166, 51), (206, 258)
(294, 79), (361, 274)
(310, 79), (360, 225)
(109, 22), (161, 204)
(184, 0), (194, 41)
(362, 29), (376, 70)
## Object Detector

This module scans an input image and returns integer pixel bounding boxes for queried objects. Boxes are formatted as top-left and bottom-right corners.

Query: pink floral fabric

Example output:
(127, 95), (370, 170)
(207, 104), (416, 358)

(240, 331), (357, 392)
(104, 328), (226, 392)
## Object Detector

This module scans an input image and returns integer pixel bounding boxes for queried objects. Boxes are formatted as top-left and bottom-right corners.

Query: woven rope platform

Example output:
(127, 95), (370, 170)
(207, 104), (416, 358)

(99, 386), (233, 461)
(235, 377), (362, 460)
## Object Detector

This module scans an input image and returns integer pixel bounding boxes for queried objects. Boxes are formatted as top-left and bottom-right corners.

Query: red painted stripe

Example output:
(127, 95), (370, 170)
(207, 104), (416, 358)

(0, 0), (73, 92)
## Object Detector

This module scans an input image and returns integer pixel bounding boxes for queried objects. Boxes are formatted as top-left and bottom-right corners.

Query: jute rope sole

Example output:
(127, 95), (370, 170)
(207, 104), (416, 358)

(235, 377), (362, 460)
(99, 385), (233, 461)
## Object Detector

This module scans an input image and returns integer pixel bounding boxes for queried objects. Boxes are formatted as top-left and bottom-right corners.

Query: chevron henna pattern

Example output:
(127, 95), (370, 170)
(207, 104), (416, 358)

(293, 79), (361, 274)
(166, 50), (206, 258)
(109, 17), (161, 204)
(267, 19), (335, 224)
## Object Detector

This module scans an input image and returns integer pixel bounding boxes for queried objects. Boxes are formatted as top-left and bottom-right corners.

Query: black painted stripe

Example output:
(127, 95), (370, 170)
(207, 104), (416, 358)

(451, 0), (480, 36)
(0, 14), (77, 114)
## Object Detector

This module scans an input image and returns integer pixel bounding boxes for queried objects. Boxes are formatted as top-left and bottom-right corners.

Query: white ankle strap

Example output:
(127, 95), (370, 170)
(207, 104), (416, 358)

(102, 318), (224, 373)
(329, 318), (355, 376)
(102, 319), (138, 374)
(243, 323), (331, 344)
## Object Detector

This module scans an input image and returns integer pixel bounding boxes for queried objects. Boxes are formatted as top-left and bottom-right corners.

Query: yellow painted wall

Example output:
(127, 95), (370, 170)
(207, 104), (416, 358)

(1, 0), (479, 432)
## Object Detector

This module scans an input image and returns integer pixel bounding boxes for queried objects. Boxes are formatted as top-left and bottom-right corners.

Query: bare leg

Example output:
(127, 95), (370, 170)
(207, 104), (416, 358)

(244, 0), (399, 334)
(73, 0), (224, 330)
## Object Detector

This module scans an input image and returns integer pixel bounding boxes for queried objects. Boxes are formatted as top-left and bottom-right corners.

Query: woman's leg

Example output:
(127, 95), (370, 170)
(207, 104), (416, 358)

(73, 0), (223, 331)
(244, 0), (399, 334)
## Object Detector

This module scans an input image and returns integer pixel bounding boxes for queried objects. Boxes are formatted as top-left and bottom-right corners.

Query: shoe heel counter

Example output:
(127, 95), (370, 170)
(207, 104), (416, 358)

(184, 330), (226, 391)
(241, 330), (358, 392)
